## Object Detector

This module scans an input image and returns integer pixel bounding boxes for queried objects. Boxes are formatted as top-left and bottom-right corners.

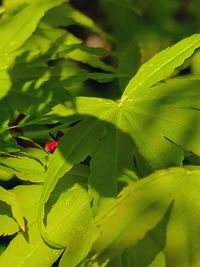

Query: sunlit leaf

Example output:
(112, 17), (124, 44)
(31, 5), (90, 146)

(47, 78), (200, 188)
(0, 214), (19, 236)
(0, 169), (13, 181)
(0, 0), (66, 100)
(122, 34), (200, 101)
(0, 0), (65, 57)
(91, 167), (200, 267)
(47, 35), (200, 175)
(0, 152), (46, 182)
(0, 2), (200, 266)
(0, 168), (95, 267)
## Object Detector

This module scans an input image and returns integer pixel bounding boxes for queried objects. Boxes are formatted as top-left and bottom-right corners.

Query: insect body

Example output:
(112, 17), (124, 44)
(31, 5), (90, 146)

(45, 140), (58, 153)
(44, 131), (64, 153)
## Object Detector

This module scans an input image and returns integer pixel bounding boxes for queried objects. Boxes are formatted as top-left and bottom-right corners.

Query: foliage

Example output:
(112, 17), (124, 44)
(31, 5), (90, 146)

(0, 0), (200, 266)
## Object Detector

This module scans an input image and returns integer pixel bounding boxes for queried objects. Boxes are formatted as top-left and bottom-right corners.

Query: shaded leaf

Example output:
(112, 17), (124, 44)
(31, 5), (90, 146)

(38, 117), (106, 248)
(46, 35), (200, 174)
(45, 98), (137, 211)
(43, 3), (106, 37)
(0, 186), (24, 230)
(89, 117), (137, 212)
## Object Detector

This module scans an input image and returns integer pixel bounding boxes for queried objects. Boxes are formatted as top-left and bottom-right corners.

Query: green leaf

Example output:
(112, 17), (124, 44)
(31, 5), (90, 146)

(0, 183), (61, 266)
(100, 0), (141, 46)
(106, 208), (168, 267)
(0, 128), (20, 153)
(0, 152), (46, 182)
(46, 98), (137, 211)
(0, 0), (65, 57)
(91, 167), (200, 267)
(0, 169), (95, 267)
(66, 46), (114, 72)
(42, 3), (107, 37)
(121, 78), (200, 170)
(0, 0), (66, 100)
(89, 118), (137, 212)
(47, 34), (200, 172)
(0, 57), (118, 122)
(0, 244), (6, 255)
(0, 186), (24, 230)
(22, 26), (81, 55)
(22, 26), (112, 72)
(43, 76), (199, 214)
(106, 249), (166, 267)
(116, 37), (140, 90)
(122, 34), (200, 101)
(1, 64), (71, 115)
(0, 214), (19, 236)
(58, 166), (99, 266)
(38, 117), (106, 248)
(148, 252), (166, 267)
(0, 169), (13, 181)
(99, 1), (141, 91)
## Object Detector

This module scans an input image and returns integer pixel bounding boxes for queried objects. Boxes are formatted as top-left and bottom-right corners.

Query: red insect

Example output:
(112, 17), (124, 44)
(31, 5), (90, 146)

(45, 131), (64, 153)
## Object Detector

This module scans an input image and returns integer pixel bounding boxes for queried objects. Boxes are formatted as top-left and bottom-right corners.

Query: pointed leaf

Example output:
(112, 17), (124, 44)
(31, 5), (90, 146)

(0, 186), (24, 230)
(43, 3), (106, 37)
(89, 116), (137, 212)
(38, 117), (106, 248)
(0, 0), (65, 57)
(91, 167), (200, 267)
(0, 0), (65, 99)
(122, 34), (200, 101)
(0, 169), (95, 267)
(0, 215), (19, 236)
(47, 98), (137, 211)
(0, 152), (46, 182)
(121, 78), (200, 169)
(45, 76), (200, 213)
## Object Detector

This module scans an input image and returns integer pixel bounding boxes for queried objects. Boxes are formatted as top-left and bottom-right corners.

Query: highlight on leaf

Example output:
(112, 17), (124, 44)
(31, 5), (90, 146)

(0, 1), (200, 266)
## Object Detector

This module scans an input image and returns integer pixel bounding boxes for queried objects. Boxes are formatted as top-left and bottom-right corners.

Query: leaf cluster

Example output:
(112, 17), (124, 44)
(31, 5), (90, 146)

(0, 1), (200, 267)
